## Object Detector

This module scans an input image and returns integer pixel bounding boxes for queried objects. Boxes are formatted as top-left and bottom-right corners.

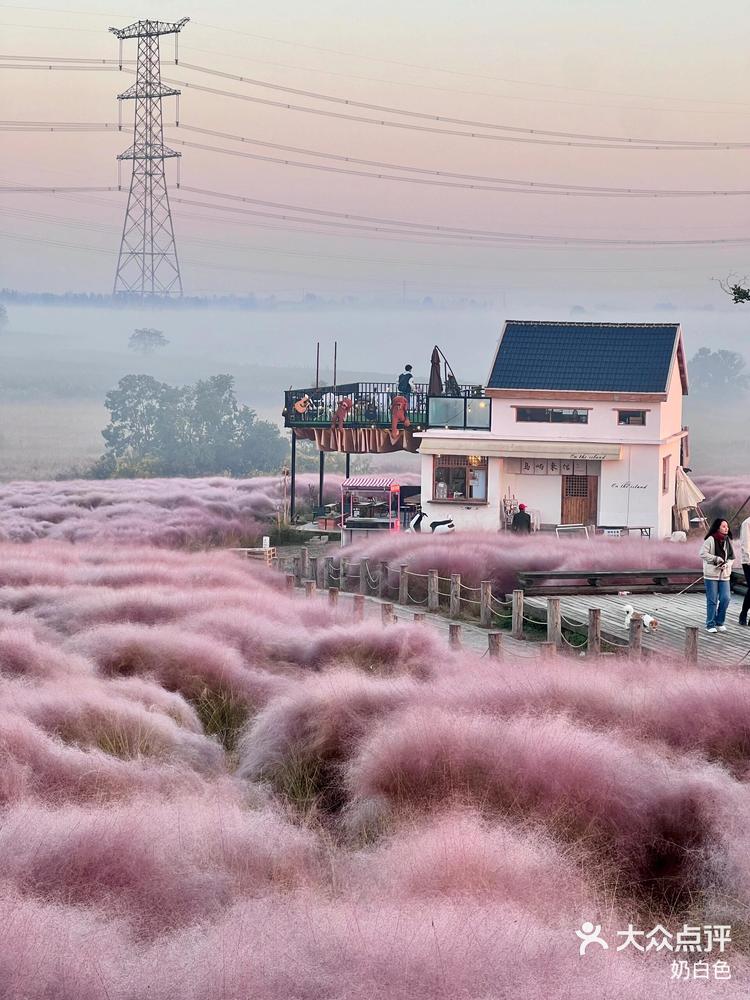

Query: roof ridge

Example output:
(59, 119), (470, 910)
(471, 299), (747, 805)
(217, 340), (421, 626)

(504, 320), (680, 329)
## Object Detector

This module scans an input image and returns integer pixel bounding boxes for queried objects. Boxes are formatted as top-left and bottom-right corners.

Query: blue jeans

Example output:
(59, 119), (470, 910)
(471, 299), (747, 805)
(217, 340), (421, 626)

(705, 578), (731, 628)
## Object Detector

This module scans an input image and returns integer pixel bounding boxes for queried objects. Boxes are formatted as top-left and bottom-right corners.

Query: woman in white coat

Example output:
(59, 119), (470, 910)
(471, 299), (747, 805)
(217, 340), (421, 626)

(699, 518), (734, 634)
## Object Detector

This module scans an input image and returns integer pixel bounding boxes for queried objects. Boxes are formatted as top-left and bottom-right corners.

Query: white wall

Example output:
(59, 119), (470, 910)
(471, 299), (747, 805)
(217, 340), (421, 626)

(501, 471), (562, 525)
(598, 444), (675, 537)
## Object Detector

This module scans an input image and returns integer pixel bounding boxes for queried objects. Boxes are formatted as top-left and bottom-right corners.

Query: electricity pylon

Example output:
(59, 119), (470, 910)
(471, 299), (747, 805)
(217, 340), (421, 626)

(110, 17), (188, 297)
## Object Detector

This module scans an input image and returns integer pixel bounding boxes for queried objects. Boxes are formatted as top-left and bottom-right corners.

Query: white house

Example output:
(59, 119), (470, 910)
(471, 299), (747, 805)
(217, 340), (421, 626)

(416, 320), (691, 539)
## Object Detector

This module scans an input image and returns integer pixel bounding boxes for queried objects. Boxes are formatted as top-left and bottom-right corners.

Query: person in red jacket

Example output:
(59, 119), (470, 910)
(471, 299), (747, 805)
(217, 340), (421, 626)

(390, 394), (411, 440)
(331, 397), (353, 431)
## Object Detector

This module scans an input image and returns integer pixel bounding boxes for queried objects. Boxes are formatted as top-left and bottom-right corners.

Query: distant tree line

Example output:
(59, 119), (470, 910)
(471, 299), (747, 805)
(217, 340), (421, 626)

(87, 374), (288, 478)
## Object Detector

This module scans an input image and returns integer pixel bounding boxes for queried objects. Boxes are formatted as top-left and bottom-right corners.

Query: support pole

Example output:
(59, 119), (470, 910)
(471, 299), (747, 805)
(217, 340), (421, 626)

(413, 612), (426, 623)
(315, 556), (325, 589)
(328, 587), (339, 608)
(685, 626), (699, 665)
(340, 557), (348, 593)
(427, 570), (439, 613)
(292, 556), (302, 585)
(588, 608), (602, 656)
(345, 452), (351, 479)
(352, 594), (365, 622)
(285, 574), (295, 591)
(381, 602), (395, 625)
(488, 632), (502, 659)
(323, 556), (334, 589)
(289, 430), (297, 521)
(540, 641), (557, 659)
(304, 580), (315, 599)
(628, 614), (643, 657)
(378, 561), (389, 599)
(299, 547), (309, 580)
(359, 559), (368, 596)
(512, 589), (524, 640)
(318, 449), (325, 510)
(449, 623), (462, 649)
(547, 597), (562, 648)
(309, 556), (319, 587)
(399, 564), (409, 605)
(480, 581), (492, 628)
(449, 574), (461, 619)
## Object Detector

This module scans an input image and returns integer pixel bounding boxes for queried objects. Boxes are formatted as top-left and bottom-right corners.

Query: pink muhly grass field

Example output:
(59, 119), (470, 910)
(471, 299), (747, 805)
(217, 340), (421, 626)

(1, 539), (750, 997)
(0, 474), (342, 547)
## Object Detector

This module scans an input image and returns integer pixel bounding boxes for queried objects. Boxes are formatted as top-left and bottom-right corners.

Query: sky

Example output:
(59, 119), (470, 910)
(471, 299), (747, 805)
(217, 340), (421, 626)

(1, 0), (750, 303)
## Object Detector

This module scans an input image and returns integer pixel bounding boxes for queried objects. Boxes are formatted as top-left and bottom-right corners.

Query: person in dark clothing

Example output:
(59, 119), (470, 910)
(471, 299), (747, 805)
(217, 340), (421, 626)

(397, 365), (413, 397)
(511, 503), (532, 534)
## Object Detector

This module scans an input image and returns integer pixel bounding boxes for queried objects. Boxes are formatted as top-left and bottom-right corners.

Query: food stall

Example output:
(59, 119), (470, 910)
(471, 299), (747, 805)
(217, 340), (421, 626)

(340, 476), (420, 546)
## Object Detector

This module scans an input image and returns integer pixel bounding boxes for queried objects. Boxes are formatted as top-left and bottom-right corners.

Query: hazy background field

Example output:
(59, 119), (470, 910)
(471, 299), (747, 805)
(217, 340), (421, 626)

(1, 300), (748, 480)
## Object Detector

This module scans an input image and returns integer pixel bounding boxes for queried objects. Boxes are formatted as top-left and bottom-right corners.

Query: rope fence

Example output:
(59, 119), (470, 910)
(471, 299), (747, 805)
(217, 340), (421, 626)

(286, 549), (741, 666)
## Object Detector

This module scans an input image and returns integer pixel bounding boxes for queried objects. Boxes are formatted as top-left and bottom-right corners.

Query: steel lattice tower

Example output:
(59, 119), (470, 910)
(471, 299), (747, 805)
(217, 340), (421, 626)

(110, 17), (188, 297)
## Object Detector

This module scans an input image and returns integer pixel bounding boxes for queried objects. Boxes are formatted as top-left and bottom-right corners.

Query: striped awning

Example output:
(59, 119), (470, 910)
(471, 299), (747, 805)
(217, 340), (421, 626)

(342, 476), (399, 489)
(417, 437), (622, 461)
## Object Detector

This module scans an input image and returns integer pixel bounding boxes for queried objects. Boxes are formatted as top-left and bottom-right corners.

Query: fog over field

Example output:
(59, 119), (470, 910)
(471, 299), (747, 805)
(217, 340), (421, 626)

(1, 299), (748, 479)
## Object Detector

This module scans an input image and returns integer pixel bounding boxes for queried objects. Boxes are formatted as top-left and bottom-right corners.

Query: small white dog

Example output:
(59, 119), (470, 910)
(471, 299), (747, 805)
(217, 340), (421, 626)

(623, 604), (659, 632)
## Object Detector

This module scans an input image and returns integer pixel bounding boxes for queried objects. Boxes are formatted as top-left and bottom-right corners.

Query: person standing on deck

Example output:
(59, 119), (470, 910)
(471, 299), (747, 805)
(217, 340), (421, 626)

(700, 517), (734, 634)
(511, 504), (532, 534)
(397, 365), (413, 398)
(739, 514), (750, 626)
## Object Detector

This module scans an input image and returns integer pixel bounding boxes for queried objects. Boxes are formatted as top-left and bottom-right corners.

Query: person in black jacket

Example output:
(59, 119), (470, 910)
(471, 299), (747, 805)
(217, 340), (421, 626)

(511, 504), (532, 534)
(397, 365), (413, 397)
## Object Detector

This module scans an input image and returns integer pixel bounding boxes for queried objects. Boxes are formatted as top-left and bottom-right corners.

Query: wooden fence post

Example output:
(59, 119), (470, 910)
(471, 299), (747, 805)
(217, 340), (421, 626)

(449, 623), (462, 649)
(588, 608), (601, 656)
(547, 597), (562, 648)
(488, 631), (502, 659)
(328, 587), (339, 608)
(628, 614), (643, 657)
(299, 547), (309, 580)
(540, 641), (557, 659)
(304, 580), (315, 599)
(449, 574), (461, 619)
(480, 581), (492, 628)
(292, 556), (302, 584)
(381, 602), (395, 625)
(427, 570), (439, 613)
(512, 589), (524, 640)
(378, 561), (389, 599)
(413, 612), (426, 623)
(685, 626), (699, 665)
(339, 557), (348, 592)
(352, 594), (365, 622)
(399, 564), (409, 606)
(285, 573), (295, 591)
(323, 557), (333, 589)
(315, 557), (325, 590)
(359, 559), (369, 596)
(309, 556), (319, 588)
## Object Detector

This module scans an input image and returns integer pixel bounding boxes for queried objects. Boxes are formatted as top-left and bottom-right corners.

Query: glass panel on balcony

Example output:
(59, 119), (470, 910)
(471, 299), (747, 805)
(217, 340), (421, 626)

(428, 397), (465, 427)
(465, 398), (491, 429)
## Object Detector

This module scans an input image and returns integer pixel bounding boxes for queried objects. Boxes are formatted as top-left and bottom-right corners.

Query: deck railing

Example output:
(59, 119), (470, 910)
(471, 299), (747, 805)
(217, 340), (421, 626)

(283, 381), (490, 431)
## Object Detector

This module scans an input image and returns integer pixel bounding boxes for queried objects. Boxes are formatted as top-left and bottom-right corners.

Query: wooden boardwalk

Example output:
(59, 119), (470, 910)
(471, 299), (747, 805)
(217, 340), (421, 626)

(524, 591), (750, 667)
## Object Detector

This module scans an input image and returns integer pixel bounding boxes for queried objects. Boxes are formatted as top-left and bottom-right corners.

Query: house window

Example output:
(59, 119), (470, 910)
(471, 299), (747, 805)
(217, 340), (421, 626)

(516, 407), (588, 424)
(618, 410), (647, 426)
(662, 455), (670, 494)
(433, 455), (488, 502)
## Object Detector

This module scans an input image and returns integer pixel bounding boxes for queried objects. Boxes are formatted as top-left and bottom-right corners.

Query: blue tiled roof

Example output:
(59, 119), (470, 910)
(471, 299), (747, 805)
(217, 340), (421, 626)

(488, 321), (682, 393)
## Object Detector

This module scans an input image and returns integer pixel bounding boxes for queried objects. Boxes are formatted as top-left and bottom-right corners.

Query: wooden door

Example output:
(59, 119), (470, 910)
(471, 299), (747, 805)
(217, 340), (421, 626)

(561, 475), (598, 526)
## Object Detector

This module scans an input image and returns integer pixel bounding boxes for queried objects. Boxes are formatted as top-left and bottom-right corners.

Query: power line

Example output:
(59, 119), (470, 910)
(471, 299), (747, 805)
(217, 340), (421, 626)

(170, 135), (750, 202)
(177, 61), (749, 150)
(155, 71), (750, 151)
(0, 184), (120, 192)
(0, 62), (120, 70)
(0, 53), (131, 63)
(173, 185), (750, 247)
(190, 20), (750, 110)
(172, 123), (750, 198)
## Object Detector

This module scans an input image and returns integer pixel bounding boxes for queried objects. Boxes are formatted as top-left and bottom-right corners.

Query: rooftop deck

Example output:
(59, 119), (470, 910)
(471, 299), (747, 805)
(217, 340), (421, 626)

(283, 381), (491, 432)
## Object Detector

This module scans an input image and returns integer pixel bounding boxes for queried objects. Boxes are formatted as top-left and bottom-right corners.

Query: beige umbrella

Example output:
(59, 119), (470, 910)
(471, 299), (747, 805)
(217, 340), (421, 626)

(675, 466), (705, 510)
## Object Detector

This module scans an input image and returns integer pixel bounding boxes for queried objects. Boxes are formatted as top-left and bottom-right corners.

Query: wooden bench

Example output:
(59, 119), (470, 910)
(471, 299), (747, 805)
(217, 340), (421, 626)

(517, 568), (704, 596)
(229, 547), (277, 566)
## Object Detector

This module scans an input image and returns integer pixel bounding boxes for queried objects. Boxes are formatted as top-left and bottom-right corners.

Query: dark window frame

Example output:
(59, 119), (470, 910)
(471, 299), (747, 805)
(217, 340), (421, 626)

(617, 410), (647, 426)
(515, 407), (589, 425)
(433, 455), (489, 504)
